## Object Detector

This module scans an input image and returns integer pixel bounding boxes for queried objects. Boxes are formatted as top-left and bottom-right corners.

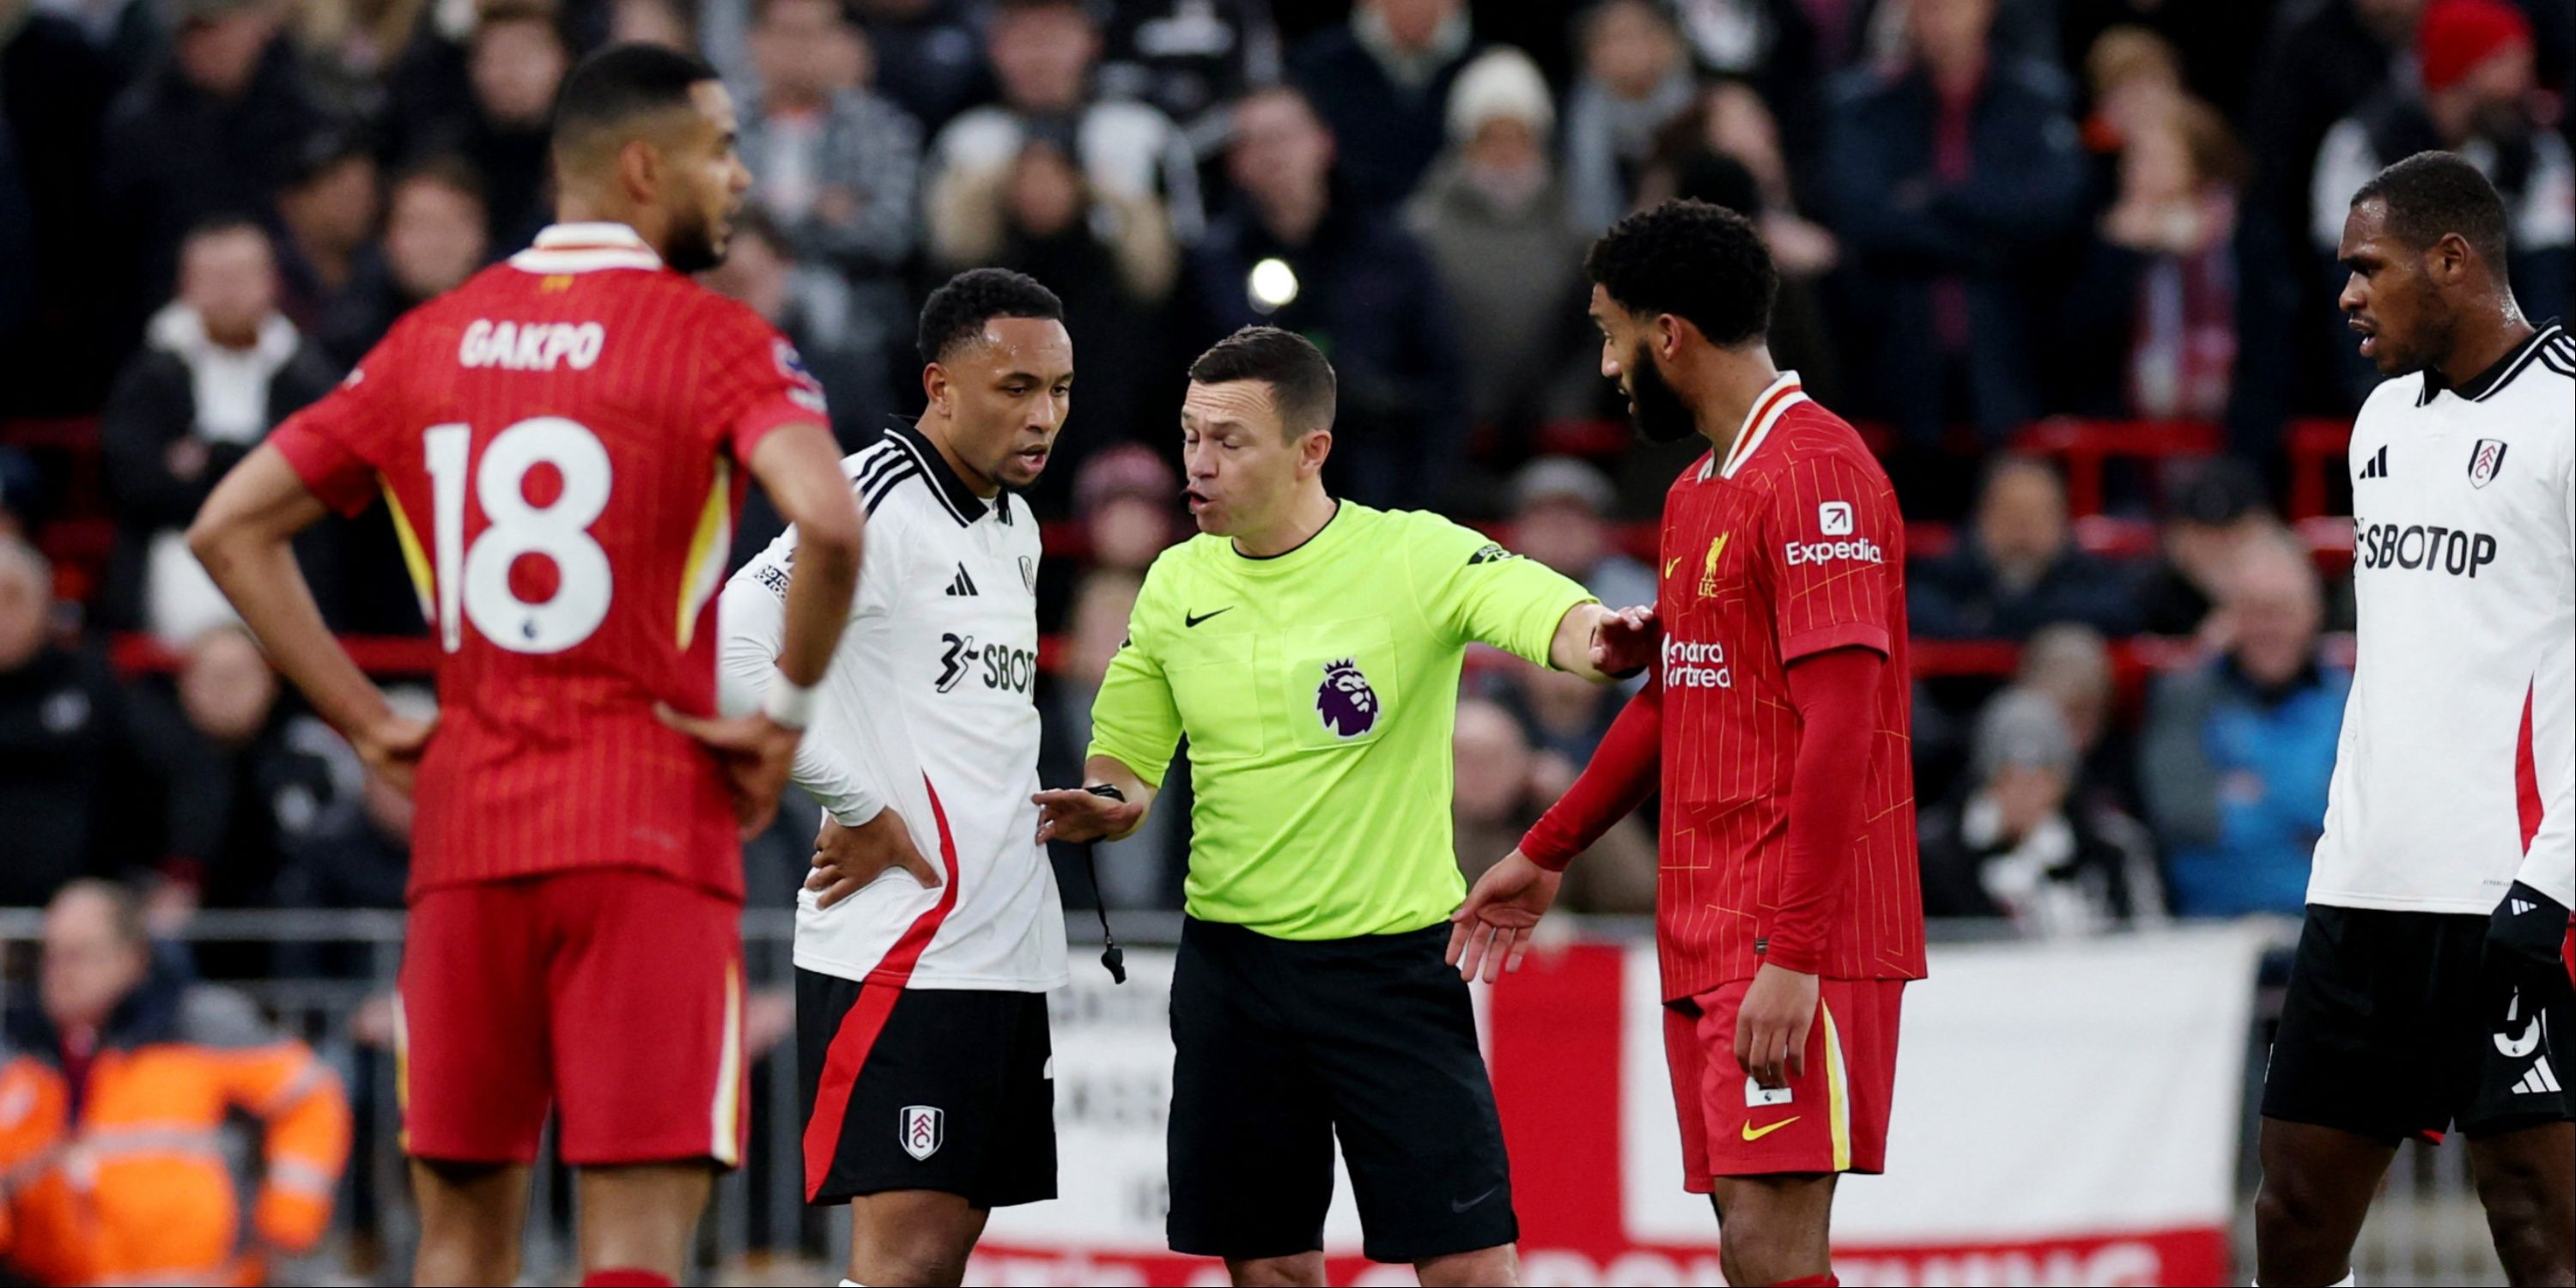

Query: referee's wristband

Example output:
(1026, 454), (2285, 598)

(761, 668), (820, 730)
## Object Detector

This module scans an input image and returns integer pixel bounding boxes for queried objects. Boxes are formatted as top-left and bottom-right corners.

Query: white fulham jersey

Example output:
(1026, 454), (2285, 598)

(2313, 320), (2575, 914)
(718, 424), (1066, 991)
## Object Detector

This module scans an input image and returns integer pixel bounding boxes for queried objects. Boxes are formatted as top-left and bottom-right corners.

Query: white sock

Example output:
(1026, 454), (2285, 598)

(2252, 1275), (2357, 1287)
(841, 1280), (867, 1287)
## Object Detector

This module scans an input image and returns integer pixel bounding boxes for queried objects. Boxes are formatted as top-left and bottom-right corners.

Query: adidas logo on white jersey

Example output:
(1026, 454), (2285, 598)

(2512, 1057), (2562, 1097)
(2358, 444), (2390, 480)
(943, 565), (979, 597)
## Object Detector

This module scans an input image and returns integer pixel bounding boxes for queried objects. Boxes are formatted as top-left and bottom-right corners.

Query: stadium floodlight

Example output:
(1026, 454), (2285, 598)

(1247, 258), (1299, 313)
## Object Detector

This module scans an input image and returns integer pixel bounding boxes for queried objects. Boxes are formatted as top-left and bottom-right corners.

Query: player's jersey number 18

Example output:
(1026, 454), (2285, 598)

(422, 418), (613, 654)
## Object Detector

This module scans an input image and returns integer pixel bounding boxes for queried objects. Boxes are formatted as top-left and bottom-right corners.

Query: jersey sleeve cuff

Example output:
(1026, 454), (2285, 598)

(729, 396), (825, 463)
(1761, 939), (1826, 974)
(1781, 621), (1891, 665)
(267, 422), (376, 518)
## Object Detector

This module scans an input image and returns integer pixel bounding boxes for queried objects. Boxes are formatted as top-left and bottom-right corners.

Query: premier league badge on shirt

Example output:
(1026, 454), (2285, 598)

(1315, 659), (1379, 738)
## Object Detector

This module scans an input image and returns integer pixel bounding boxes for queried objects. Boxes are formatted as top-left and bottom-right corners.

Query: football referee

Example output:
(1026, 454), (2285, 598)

(1034, 327), (1655, 1288)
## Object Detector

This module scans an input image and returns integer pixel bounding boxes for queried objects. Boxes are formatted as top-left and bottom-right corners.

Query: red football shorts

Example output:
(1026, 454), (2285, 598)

(1663, 977), (1905, 1189)
(396, 869), (747, 1167)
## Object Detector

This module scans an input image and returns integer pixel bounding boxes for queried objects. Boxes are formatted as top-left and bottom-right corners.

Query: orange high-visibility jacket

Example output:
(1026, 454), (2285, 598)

(0, 975), (350, 1286)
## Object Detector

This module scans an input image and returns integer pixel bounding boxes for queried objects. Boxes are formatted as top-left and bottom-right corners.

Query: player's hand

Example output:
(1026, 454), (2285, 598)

(1031, 787), (1145, 845)
(1449, 849), (1563, 984)
(655, 703), (799, 836)
(1735, 963), (1820, 1089)
(2484, 880), (2573, 982)
(350, 709), (436, 795)
(808, 808), (941, 907)
(1589, 605), (1661, 677)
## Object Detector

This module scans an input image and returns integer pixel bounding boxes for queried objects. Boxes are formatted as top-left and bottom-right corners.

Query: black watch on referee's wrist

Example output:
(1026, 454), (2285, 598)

(1084, 782), (1127, 804)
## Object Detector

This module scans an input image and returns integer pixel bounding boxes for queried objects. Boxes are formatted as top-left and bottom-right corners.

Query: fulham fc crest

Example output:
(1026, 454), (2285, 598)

(899, 1105), (944, 1161)
(2469, 439), (2510, 489)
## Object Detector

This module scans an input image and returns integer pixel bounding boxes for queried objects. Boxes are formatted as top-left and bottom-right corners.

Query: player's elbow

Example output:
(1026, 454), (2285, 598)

(791, 495), (864, 575)
(184, 503), (246, 575)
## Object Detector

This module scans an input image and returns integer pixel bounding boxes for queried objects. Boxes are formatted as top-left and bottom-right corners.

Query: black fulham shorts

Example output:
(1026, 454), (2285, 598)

(1165, 917), (1518, 1264)
(2263, 904), (2576, 1142)
(796, 969), (1055, 1209)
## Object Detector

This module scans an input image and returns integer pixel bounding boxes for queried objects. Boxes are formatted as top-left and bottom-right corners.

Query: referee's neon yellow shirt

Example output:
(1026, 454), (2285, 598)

(1087, 501), (1599, 940)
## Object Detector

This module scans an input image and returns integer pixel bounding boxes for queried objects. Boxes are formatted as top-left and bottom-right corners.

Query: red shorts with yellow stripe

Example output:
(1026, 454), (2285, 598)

(1662, 978), (1905, 1188)
(396, 869), (748, 1168)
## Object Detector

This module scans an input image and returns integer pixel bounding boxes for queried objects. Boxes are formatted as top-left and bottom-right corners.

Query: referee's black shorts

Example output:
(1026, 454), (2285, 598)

(1166, 916), (1517, 1264)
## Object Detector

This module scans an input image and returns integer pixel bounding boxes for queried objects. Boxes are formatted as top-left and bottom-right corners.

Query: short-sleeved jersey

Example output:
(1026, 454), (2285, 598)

(1087, 502), (1596, 940)
(718, 427), (1066, 992)
(1651, 374), (1924, 999)
(2314, 321), (2576, 914)
(266, 223), (827, 899)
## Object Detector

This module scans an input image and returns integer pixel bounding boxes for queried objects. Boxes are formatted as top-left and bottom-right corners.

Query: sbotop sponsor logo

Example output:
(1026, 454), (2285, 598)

(1662, 636), (1732, 690)
(2354, 517), (2500, 579)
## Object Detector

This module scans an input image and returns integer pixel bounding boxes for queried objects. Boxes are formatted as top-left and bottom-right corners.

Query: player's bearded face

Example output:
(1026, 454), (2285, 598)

(1625, 343), (1698, 443)
(664, 83), (750, 275)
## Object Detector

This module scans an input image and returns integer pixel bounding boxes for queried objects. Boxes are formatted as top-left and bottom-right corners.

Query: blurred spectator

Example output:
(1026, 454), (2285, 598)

(1485, 656), (1620, 781)
(1919, 686), (2165, 936)
(2311, 0), (2574, 391)
(1452, 696), (1655, 914)
(320, 155), (491, 366)
(1040, 568), (1185, 908)
(0, 539), (131, 908)
(1190, 85), (1461, 509)
(927, 0), (1202, 247)
(397, 2), (568, 252)
(1910, 457), (2141, 639)
(100, 221), (339, 638)
(273, 130), (382, 327)
(933, 130), (1177, 503)
(1824, 0), (2086, 444)
(287, 0), (430, 111)
(1563, 0), (1696, 233)
(740, 0), (920, 364)
(0, 448), (37, 532)
(1505, 457), (1655, 610)
(0, 0), (118, 416)
(2077, 24), (2184, 159)
(2066, 92), (2245, 421)
(2014, 620), (2134, 817)
(610, 0), (693, 48)
(705, 207), (895, 453)
(0, 880), (349, 1286)
(1286, 0), (1477, 211)
(2137, 457), (2273, 637)
(1073, 441), (1182, 577)
(2139, 533), (2349, 917)
(1099, 0), (1282, 163)
(852, 0), (991, 134)
(97, 0), (328, 343)
(130, 627), (366, 934)
(1406, 47), (1595, 447)
(2237, 0), (2421, 440)
(2057, 0), (2270, 128)
(1663, 0), (1828, 172)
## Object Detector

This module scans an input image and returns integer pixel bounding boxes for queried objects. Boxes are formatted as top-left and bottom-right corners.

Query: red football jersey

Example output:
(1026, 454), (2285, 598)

(268, 223), (827, 900)
(1651, 374), (1926, 999)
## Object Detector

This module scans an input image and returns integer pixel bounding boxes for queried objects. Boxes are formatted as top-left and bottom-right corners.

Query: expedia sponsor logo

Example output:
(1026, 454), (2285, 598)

(1783, 537), (1886, 568)
(458, 319), (606, 371)
(1662, 636), (1733, 689)
(2354, 517), (2499, 578)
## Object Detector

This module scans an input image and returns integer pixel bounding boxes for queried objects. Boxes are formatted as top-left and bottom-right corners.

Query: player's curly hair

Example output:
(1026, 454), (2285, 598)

(917, 268), (1066, 364)
(1584, 199), (1777, 348)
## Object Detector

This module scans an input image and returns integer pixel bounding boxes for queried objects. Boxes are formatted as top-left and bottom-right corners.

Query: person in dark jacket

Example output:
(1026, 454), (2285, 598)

(1909, 456), (2141, 639)
(1822, 0), (2087, 444)
(95, 0), (328, 347)
(0, 540), (135, 909)
(98, 220), (344, 637)
(388, 2), (565, 252)
(0, 0), (119, 416)
(1285, 0), (1477, 210)
(1921, 686), (2166, 937)
(1188, 85), (1462, 509)
(2138, 533), (2349, 917)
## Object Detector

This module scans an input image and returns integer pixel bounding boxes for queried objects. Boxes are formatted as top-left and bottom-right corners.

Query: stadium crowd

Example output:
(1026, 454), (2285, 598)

(2, 0), (2573, 955)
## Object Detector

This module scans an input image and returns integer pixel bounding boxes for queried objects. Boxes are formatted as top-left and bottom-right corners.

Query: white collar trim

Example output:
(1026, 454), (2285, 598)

(509, 222), (665, 274)
(1707, 370), (1806, 481)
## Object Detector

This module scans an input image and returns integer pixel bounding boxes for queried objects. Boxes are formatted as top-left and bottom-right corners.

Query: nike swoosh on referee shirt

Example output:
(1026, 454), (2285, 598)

(1449, 1185), (1500, 1212)
(1185, 608), (1232, 628)
(1741, 1116), (1801, 1142)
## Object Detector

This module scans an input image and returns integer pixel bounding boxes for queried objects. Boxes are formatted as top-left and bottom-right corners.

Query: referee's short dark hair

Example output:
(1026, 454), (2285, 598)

(551, 43), (720, 161)
(2352, 150), (2512, 278)
(1188, 326), (1338, 439)
(917, 268), (1066, 364)
(1585, 199), (1777, 348)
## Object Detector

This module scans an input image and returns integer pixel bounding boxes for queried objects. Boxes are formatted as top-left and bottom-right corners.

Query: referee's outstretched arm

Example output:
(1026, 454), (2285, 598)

(1033, 756), (1154, 845)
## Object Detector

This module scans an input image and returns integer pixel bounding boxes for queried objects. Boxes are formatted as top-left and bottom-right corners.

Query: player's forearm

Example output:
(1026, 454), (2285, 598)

(1522, 680), (1662, 871)
(1547, 601), (1619, 683)
(1766, 647), (1884, 974)
(187, 456), (391, 741)
(1084, 755), (1157, 841)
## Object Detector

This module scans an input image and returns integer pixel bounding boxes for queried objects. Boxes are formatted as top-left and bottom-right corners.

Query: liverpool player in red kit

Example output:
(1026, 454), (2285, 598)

(184, 46), (863, 1287)
(1452, 201), (1925, 1288)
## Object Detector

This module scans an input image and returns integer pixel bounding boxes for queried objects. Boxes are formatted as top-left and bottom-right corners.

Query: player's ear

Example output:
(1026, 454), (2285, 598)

(2428, 232), (2473, 286)
(1299, 427), (1332, 477)
(617, 137), (661, 205)
(921, 361), (950, 415)
(1654, 312), (1686, 361)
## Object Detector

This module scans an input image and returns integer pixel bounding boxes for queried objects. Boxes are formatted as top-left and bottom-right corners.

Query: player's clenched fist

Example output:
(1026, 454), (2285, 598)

(655, 703), (801, 836)
(350, 708), (437, 795)
(808, 810), (942, 907)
